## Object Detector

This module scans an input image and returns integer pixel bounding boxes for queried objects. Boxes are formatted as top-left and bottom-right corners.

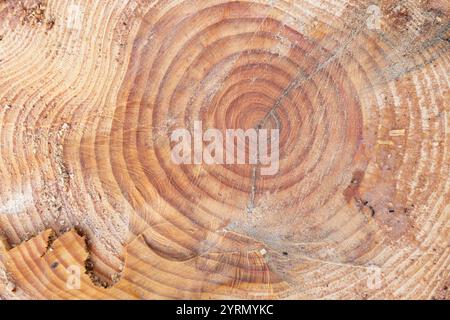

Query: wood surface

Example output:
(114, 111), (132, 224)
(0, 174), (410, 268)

(0, 0), (449, 299)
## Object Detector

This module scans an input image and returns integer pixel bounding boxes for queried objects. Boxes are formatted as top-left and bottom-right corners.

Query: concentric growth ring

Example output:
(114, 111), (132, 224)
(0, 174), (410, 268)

(0, 0), (448, 299)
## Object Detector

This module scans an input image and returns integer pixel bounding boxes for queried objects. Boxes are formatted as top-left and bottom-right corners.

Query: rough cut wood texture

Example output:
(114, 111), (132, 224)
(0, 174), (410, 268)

(0, 0), (449, 300)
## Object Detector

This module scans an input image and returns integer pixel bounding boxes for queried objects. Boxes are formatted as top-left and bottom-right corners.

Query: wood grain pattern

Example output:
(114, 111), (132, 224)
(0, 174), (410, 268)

(0, 0), (449, 299)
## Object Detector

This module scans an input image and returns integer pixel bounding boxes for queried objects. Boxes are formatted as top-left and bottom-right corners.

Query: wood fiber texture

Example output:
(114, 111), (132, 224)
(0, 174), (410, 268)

(0, 0), (449, 299)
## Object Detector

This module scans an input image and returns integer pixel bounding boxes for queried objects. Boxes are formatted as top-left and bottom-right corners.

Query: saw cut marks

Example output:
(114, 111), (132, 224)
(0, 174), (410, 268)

(0, 0), (449, 299)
